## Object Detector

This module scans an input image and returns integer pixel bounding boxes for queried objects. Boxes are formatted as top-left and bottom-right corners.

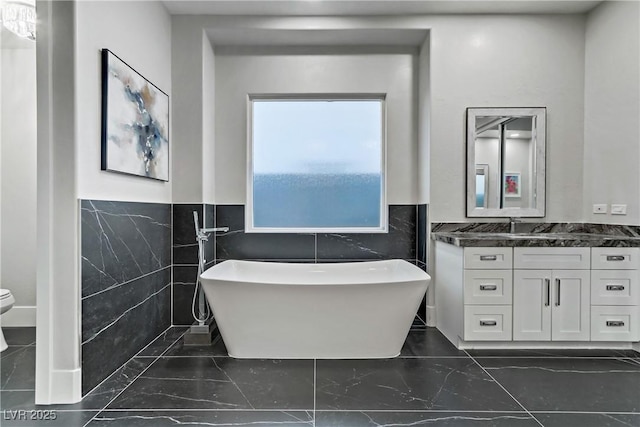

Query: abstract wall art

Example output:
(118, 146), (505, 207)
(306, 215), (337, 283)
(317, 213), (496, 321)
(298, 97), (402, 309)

(504, 172), (521, 198)
(101, 49), (169, 181)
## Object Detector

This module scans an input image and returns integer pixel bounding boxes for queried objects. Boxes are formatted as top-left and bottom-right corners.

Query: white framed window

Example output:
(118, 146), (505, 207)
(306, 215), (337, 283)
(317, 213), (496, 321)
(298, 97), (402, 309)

(247, 94), (387, 233)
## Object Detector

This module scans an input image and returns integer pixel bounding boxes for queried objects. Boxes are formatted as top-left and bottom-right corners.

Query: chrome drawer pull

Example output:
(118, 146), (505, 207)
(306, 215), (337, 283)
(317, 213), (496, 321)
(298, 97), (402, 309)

(479, 255), (498, 261)
(545, 278), (550, 307)
(606, 321), (625, 327)
(480, 284), (498, 291)
(606, 255), (626, 261)
(606, 285), (625, 291)
(480, 320), (497, 326)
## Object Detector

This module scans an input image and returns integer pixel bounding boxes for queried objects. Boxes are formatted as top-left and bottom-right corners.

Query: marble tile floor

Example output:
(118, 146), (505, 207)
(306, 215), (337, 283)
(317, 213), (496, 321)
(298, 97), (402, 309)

(1, 325), (639, 427)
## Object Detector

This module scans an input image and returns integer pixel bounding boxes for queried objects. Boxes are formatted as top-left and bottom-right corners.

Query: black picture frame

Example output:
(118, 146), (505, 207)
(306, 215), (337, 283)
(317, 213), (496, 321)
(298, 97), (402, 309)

(101, 49), (170, 181)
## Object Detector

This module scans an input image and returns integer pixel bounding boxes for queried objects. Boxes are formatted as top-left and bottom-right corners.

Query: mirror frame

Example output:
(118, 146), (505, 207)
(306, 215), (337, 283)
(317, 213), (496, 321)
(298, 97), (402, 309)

(466, 107), (546, 218)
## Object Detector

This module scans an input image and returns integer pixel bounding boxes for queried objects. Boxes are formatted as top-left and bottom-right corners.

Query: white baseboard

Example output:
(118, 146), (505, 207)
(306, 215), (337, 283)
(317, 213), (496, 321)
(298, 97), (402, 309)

(40, 368), (82, 404)
(458, 340), (635, 350)
(1, 306), (36, 326)
(426, 305), (436, 327)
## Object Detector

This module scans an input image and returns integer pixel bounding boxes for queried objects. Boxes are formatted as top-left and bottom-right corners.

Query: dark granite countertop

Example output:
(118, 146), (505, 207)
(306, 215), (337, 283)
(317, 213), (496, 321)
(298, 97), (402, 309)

(432, 232), (640, 247)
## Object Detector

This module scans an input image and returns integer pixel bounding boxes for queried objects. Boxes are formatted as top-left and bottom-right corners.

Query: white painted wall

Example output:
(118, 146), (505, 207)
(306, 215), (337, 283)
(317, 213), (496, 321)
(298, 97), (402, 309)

(172, 18), (204, 203)
(0, 47), (37, 325)
(0, 45), (2, 302)
(428, 14), (586, 222)
(173, 15), (588, 221)
(214, 50), (417, 204)
(417, 34), (431, 205)
(75, 0), (172, 203)
(584, 1), (640, 225)
(202, 34), (216, 204)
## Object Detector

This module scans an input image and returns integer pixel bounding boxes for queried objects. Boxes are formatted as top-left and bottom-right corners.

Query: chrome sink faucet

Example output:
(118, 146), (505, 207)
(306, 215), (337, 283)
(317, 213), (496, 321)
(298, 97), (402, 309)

(509, 217), (522, 234)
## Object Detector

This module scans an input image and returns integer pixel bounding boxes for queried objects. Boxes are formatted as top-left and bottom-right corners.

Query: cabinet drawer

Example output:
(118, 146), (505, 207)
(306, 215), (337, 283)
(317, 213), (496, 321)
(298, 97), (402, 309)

(464, 248), (513, 269)
(464, 305), (512, 341)
(591, 248), (640, 270)
(590, 306), (639, 341)
(464, 270), (513, 305)
(591, 270), (639, 306)
(514, 247), (590, 270)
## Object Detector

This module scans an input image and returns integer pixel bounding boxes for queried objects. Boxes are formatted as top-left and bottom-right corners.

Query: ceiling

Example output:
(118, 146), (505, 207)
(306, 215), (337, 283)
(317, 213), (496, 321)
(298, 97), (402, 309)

(207, 28), (429, 47)
(163, 0), (603, 16)
(0, 1), (604, 49)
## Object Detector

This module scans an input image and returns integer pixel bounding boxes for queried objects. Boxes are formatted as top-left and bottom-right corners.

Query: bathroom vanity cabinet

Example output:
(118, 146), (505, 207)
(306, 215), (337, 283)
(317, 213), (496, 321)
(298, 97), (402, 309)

(434, 239), (640, 349)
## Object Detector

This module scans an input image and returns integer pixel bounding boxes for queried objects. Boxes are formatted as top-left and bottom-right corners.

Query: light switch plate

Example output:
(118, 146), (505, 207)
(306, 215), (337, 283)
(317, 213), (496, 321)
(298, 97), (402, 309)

(593, 204), (607, 214)
(611, 204), (627, 215)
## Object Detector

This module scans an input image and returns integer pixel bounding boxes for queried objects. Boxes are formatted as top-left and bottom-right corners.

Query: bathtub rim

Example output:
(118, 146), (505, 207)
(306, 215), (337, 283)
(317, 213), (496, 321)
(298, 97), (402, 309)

(200, 258), (430, 286)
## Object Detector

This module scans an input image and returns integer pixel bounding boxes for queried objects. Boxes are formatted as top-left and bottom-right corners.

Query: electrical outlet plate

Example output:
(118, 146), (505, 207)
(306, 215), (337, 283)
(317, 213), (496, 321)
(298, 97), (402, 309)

(593, 204), (607, 214)
(611, 204), (627, 215)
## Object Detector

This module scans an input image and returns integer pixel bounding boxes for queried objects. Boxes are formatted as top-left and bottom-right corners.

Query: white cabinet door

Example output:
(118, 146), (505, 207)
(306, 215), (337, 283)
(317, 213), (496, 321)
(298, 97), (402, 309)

(551, 270), (590, 341)
(515, 269), (591, 341)
(513, 270), (552, 341)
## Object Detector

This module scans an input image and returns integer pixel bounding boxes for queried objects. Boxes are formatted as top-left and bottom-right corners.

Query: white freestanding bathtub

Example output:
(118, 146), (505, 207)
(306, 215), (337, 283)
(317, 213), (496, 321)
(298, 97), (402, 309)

(200, 259), (430, 359)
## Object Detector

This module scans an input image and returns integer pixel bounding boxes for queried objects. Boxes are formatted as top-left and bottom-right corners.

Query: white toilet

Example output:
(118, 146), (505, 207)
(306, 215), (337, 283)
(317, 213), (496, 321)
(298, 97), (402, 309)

(0, 289), (16, 352)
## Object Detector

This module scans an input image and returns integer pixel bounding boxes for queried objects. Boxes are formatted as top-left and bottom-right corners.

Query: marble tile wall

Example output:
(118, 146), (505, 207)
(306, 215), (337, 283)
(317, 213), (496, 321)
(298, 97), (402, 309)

(80, 201), (429, 395)
(416, 204), (428, 321)
(417, 204), (427, 268)
(81, 200), (172, 395)
(214, 204), (417, 262)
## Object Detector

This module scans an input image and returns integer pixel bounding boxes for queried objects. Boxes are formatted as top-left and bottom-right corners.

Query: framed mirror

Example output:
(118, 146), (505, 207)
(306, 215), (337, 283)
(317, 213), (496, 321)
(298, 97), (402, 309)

(466, 107), (546, 217)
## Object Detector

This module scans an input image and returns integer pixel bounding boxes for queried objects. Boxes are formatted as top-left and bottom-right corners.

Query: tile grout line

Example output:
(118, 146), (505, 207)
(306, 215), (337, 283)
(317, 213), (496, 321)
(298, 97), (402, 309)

(135, 327), (187, 358)
(170, 203), (174, 327)
(82, 283), (172, 347)
(415, 205), (418, 269)
(127, 355), (472, 359)
(99, 353), (637, 360)
(80, 324), (175, 398)
(529, 411), (640, 415)
(213, 204), (217, 267)
(314, 234), (318, 264)
(462, 356), (639, 360)
(0, 343), (36, 350)
(15, 408), (639, 414)
(120, 354), (639, 361)
(465, 350), (545, 427)
(82, 265), (172, 301)
(313, 358), (317, 427)
(82, 330), (188, 427)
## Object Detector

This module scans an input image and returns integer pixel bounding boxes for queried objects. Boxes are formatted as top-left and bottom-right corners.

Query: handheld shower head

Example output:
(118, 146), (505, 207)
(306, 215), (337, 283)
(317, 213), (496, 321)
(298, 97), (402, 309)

(193, 211), (200, 235)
